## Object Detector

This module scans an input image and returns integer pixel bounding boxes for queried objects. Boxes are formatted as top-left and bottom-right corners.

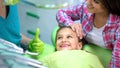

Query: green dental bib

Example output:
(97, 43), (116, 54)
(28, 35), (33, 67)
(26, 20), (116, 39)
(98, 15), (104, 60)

(41, 50), (104, 68)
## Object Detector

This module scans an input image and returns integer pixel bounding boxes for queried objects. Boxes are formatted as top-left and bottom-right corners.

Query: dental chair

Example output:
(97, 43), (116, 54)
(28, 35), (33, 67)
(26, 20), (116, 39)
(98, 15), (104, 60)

(51, 26), (112, 68)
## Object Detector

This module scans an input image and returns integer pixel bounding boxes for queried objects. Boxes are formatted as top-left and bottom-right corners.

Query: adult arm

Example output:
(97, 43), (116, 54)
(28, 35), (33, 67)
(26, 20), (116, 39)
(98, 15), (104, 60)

(109, 23), (120, 68)
(20, 33), (31, 46)
(56, 1), (85, 39)
(56, 2), (84, 26)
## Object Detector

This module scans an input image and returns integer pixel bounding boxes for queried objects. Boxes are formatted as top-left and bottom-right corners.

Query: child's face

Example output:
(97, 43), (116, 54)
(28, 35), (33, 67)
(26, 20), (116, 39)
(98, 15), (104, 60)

(56, 28), (82, 51)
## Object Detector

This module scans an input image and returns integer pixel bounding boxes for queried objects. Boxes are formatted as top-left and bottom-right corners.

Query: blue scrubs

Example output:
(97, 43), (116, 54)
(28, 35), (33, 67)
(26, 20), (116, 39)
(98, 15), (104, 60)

(0, 4), (21, 46)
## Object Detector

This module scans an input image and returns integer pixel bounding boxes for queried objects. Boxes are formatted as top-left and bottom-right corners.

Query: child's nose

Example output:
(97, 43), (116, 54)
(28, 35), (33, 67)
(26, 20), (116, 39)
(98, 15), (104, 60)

(62, 38), (67, 42)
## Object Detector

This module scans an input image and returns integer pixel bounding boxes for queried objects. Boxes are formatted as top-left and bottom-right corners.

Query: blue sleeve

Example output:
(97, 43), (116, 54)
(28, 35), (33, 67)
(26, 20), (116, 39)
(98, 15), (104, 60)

(0, 4), (21, 46)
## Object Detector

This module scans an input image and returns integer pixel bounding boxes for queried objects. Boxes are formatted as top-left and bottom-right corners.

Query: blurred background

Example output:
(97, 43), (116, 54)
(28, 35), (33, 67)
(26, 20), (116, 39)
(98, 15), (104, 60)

(18, 0), (83, 45)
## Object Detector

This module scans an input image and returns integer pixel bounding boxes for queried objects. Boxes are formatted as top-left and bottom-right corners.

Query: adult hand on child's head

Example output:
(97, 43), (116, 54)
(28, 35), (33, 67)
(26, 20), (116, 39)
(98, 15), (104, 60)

(70, 23), (84, 39)
(28, 28), (44, 54)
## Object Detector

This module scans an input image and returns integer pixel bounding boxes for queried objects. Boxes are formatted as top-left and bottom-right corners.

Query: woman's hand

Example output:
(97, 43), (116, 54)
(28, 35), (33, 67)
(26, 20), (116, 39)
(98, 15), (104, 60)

(70, 23), (84, 39)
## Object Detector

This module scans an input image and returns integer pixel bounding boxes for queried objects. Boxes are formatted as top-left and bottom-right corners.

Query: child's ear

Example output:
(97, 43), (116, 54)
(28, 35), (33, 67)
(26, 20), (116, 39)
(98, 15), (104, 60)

(77, 42), (82, 50)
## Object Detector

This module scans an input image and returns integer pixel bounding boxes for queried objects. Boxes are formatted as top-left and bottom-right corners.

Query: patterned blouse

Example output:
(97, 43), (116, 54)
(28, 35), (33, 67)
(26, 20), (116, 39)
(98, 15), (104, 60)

(56, 1), (120, 68)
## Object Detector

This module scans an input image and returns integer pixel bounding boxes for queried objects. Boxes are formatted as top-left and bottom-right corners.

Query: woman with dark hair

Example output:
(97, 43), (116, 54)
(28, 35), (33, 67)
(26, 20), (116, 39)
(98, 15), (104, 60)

(56, 0), (120, 68)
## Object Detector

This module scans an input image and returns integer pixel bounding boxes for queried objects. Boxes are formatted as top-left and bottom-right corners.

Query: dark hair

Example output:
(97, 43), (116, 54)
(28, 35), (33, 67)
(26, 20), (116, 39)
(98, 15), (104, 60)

(101, 0), (120, 16)
(55, 26), (82, 43)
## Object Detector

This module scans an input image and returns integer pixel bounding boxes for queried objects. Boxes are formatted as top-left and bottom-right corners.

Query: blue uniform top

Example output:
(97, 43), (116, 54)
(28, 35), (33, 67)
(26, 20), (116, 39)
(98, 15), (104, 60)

(0, 4), (21, 46)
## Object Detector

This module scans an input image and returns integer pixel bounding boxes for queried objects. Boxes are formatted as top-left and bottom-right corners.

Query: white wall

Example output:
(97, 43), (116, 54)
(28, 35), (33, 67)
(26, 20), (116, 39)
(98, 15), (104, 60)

(18, 1), (58, 44)
(18, 0), (84, 45)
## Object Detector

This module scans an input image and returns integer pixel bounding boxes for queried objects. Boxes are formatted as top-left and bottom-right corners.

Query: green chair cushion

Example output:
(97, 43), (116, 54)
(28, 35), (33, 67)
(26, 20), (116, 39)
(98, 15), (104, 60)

(83, 44), (112, 68)
(51, 26), (59, 46)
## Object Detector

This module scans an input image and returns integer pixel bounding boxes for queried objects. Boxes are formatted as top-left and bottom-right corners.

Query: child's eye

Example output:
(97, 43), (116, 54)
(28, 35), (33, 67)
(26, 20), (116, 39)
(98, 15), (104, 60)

(67, 36), (72, 38)
(57, 37), (62, 40)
